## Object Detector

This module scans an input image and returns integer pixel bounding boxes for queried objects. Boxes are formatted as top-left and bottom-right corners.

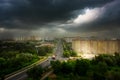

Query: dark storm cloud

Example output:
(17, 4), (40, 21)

(66, 0), (120, 34)
(0, 28), (31, 39)
(0, 0), (113, 29)
(89, 0), (120, 32)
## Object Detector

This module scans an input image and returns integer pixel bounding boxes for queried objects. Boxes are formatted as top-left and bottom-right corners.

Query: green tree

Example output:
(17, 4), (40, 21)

(75, 59), (90, 76)
(106, 70), (120, 80)
(51, 60), (62, 74)
(61, 62), (73, 74)
(70, 51), (77, 57)
(92, 62), (108, 80)
(27, 66), (44, 80)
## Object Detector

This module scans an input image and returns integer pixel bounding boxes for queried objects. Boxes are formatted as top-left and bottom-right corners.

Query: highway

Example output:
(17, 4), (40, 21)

(55, 40), (68, 61)
(4, 40), (65, 80)
(4, 59), (50, 80)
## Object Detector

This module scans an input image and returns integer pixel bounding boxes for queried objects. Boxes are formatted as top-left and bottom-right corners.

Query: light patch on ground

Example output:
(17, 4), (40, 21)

(80, 53), (96, 59)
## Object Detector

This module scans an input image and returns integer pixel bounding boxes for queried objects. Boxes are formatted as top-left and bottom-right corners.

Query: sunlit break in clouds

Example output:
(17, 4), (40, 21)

(73, 8), (102, 24)
(0, 0), (120, 39)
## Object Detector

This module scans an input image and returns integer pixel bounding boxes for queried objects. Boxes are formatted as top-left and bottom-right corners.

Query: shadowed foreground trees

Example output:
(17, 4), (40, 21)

(24, 53), (120, 80)
(27, 66), (44, 80)
(50, 53), (120, 80)
(0, 42), (54, 79)
(0, 51), (39, 80)
(0, 42), (39, 79)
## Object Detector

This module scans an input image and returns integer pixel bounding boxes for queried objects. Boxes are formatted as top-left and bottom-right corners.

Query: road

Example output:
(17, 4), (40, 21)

(40, 70), (53, 80)
(5, 40), (65, 80)
(55, 40), (68, 61)
(4, 59), (50, 80)
(40, 40), (69, 80)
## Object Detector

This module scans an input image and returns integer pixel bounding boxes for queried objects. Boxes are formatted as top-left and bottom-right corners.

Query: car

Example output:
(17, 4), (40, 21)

(52, 55), (56, 59)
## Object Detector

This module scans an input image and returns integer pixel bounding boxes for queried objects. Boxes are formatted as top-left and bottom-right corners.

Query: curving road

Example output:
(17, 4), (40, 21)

(4, 40), (65, 80)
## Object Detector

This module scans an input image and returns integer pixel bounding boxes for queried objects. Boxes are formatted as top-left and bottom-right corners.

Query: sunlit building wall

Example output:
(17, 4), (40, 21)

(72, 39), (120, 55)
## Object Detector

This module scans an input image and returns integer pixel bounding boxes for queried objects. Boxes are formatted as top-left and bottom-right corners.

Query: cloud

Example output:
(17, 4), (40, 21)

(61, 0), (120, 34)
(0, 28), (31, 39)
(0, 0), (113, 30)
(73, 8), (103, 24)
(0, 0), (120, 38)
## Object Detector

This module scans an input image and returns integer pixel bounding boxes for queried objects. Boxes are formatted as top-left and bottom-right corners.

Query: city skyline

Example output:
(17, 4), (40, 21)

(0, 0), (120, 38)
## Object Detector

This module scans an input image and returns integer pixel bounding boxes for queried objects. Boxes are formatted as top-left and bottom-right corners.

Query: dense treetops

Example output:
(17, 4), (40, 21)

(63, 41), (77, 57)
(50, 53), (120, 80)
(0, 41), (54, 79)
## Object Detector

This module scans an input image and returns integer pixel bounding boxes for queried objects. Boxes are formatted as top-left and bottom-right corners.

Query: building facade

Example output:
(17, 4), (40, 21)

(72, 39), (120, 55)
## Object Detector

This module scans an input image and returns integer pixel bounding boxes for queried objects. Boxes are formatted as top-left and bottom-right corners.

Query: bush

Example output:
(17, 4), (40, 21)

(75, 59), (90, 76)
(70, 51), (77, 57)
(50, 54), (120, 80)
(38, 46), (53, 56)
(51, 60), (62, 74)
(0, 52), (39, 78)
(27, 66), (44, 80)
(62, 42), (77, 57)
(63, 50), (70, 57)
(106, 70), (120, 80)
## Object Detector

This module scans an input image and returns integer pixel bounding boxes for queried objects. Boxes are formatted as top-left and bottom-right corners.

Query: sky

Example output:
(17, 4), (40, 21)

(0, 0), (120, 39)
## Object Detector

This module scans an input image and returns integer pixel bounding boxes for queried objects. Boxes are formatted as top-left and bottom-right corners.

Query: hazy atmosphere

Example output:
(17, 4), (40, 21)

(0, 0), (120, 38)
(1, 1), (120, 80)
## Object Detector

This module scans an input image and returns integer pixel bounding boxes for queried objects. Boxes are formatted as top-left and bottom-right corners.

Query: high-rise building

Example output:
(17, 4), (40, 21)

(72, 38), (120, 56)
